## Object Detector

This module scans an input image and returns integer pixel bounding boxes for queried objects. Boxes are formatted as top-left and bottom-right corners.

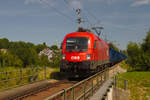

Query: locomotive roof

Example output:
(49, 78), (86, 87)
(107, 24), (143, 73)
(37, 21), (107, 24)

(64, 31), (109, 48)
(65, 32), (109, 45)
(66, 32), (96, 37)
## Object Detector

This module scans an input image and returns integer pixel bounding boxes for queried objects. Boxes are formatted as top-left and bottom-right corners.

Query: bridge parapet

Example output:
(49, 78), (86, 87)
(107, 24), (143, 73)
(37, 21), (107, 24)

(45, 65), (129, 100)
(44, 68), (110, 100)
(89, 76), (129, 100)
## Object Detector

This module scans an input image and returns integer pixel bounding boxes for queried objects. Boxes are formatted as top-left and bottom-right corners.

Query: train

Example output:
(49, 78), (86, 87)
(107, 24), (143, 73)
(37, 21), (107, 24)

(60, 31), (126, 78)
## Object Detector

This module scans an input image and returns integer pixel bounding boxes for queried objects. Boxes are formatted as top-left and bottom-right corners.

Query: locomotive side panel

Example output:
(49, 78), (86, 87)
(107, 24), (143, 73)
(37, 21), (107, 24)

(93, 36), (109, 67)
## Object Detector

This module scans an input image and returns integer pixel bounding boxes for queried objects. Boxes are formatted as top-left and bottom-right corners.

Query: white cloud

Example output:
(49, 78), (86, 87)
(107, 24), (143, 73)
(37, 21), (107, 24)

(24, 0), (83, 9)
(69, 0), (83, 9)
(88, 0), (123, 4)
(24, 0), (56, 7)
(131, 0), (150, 7)
(25, 0), (150, 8)
(88, 0), (150, 6)
(25, 0), (47, 4)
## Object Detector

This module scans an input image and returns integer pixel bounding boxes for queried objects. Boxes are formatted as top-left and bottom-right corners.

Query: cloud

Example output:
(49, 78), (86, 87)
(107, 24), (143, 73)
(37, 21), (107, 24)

(24, 0), (47, 4)
(25, 0), (83, 9)
(24, 0), (56, 7)
(131, 0), (150, 6)
(88, 0), (150, 6)
(88, 0), (122, 4)
(69, 0), (83, 9)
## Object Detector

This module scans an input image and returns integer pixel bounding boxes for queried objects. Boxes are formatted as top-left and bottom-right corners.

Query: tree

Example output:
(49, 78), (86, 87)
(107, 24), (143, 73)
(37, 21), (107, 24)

(0, 51), (23, 67)
(50, 45), (59, 50)
(0, 38), (61, 67)
(39, 54), (49, 66)
(126, 30), (150, 71)
(34, 44), (47, 53)
(8, 41), (39, 67)
(14, 48), (38, 67)
(50, 49), (61, 67)
(140, 30), (150, 70)
(108, 42), (119, 52)
(127, 42), (142, 69)
(141, 30), (150, 53)
(0, 38), (9, 49)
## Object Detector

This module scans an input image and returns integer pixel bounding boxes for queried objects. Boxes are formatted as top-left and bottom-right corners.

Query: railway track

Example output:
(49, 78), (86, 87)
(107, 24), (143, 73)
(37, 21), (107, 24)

(13, 80), (77, 100)
(1, 64), (120, 100)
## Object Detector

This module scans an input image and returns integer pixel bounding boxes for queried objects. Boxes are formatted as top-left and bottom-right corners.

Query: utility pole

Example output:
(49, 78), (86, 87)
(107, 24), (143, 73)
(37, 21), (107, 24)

(76, 9), (82, 29)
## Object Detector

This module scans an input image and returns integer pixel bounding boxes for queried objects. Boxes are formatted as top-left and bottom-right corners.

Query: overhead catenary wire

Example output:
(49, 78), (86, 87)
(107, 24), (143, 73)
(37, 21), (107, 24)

(63, 0), (109, 42)
(40, 0), (74, 22)
(63, 0), (97, 23)
(63, 0), (77, 13)
(84, 8), (101, 24)
(63, 0), (85, 27)
(63, 0), (91, 30)
(63, 0), (71, 6)
(63, 0), (79, 11)
(63, 0), (102, 26)
(82, 7), (105, 37)
(63, 0), (96, 24)
(63, 0), (104, 34)
(82, 15), (93, 30)
(63, 0), (72, 9)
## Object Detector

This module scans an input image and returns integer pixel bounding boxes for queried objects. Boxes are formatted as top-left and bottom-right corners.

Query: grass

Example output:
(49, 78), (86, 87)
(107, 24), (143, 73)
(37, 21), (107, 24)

(119, 61), (133, 71)
(0, 66), (60, 91)
(117, 72), (150, 100)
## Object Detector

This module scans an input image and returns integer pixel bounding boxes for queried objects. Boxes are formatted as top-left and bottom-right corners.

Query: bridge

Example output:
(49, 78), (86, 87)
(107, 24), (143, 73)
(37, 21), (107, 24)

(0, 64), (129, 100)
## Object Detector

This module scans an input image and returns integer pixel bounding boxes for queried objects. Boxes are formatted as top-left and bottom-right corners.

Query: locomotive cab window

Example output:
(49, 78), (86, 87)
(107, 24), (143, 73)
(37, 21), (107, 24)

(66, 37), (89, 51)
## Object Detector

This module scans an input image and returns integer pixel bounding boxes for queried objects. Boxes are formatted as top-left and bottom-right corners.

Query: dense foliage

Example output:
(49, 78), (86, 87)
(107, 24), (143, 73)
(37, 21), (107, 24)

(0, 39), (61, 67)
(126, 30), (150, 71)
(108, 42), (119, 52)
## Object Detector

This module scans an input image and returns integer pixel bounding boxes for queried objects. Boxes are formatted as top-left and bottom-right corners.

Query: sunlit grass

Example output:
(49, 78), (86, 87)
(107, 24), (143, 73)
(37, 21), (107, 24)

(0, 66), (60, 91)
(117, 72), (150, 100)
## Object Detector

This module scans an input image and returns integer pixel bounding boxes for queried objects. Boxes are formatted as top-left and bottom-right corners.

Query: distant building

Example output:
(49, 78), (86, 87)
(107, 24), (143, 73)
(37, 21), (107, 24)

(39, 48), (53, 61)
(0, 49), (7, 53)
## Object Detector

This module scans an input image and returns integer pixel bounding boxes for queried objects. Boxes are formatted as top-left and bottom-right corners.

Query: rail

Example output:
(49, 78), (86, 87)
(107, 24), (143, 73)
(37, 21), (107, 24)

(44, 68), (109, 100)
(0, 67), (51, 91)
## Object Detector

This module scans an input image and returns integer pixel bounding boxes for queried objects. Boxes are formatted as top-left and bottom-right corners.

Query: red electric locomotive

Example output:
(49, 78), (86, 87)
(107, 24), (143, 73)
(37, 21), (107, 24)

(60, 31), (109, 77)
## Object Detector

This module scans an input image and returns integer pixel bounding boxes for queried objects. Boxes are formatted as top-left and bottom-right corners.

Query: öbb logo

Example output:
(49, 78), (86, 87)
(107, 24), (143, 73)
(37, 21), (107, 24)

(71, 56), (80, 60)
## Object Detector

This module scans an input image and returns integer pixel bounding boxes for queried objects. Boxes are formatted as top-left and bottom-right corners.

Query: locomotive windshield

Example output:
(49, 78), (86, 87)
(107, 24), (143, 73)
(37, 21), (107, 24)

(66, 37), (88, 51)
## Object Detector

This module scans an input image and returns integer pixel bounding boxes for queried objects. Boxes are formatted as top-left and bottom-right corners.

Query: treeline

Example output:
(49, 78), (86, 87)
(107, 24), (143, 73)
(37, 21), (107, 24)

(0, 38), (61, 67)
(126, 30), (150, 71)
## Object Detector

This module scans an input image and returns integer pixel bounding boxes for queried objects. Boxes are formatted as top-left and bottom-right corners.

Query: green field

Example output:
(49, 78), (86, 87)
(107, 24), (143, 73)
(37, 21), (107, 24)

(117, 72), (150, 100)
(0, 66), (60, 91)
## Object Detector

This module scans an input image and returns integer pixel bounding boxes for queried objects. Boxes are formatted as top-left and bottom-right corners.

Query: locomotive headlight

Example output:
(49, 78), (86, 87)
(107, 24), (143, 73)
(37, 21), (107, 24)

(62, 54), (65, 60)
(87, 54), (91, 60)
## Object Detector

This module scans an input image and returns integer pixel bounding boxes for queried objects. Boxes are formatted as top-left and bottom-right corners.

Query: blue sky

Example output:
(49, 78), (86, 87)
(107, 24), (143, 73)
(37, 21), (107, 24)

(0, 0), (150, 50)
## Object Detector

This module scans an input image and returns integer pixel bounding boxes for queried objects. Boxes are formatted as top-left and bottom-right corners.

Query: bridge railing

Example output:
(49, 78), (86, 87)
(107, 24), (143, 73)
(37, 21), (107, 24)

(114, 76), (128, 90)
(44, 68), (109, 100)
(0, 67), (50, 91)
(88, 73), (128, 100)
